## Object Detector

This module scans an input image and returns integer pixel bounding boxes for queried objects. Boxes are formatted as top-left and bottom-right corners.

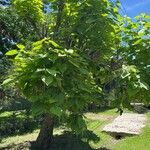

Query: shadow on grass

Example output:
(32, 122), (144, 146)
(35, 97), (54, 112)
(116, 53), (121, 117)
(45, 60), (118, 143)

(31, 130), (100, 150)
(0, 110), (41, 139)
(0, 130), (111, 150)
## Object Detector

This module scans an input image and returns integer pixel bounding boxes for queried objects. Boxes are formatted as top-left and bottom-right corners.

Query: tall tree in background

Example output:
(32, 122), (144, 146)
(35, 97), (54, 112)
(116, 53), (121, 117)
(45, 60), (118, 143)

(118, 14), (150, 105)
(0, 0), (46, 109)
(103, 14), (150, 110)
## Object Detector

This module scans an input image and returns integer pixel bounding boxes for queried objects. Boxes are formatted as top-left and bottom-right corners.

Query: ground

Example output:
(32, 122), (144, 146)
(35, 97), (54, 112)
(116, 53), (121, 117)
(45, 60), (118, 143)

(0, 109), (150, 150)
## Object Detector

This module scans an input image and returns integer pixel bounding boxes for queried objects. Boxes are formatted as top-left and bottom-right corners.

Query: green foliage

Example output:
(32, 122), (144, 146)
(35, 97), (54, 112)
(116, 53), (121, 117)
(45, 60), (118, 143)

(11, 0), (46, 40)
(0, 111), (37, 137)
(51, 0), (121, 61)
(5, 38), (101, 133)
(2, 0), (150, 140)
(12, 0), (45, 25)
(119, 14), (150, 105)
(0, 0), (128, 144)
(5, 50), (18, 56)
(0, 6), (38, 43)
(101, 14), (150, 109)
(47, 0), (122, 110)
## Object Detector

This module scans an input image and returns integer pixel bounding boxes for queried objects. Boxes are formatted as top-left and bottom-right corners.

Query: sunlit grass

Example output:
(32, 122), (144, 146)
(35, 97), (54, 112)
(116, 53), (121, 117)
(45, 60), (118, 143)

(0, 110), (28, 119)
(0, 109), (116, 149)
(0, 109), (149, 150)
(0, 111), (13, 118)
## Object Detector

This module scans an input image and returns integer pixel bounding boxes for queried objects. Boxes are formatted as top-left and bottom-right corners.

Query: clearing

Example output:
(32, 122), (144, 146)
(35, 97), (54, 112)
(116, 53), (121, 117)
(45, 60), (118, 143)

(0, 109), (150, 150)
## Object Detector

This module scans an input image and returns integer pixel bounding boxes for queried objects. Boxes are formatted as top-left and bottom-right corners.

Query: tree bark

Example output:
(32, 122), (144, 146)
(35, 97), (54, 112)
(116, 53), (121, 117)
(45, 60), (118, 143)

(35, 113), (54, 150)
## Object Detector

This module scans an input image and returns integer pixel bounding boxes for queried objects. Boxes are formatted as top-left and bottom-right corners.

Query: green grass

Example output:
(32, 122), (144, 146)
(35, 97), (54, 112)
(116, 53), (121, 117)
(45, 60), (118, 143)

(114, 112), (150, 150)
(0, 109), (150, 150)
(85, 109), (118, 149)
(0, 110), (29, 120)
(86, 120), (110, 149)
(0, 109), (117, 149)
(0, 111), (13, 118)
(0, 130), (39, 148)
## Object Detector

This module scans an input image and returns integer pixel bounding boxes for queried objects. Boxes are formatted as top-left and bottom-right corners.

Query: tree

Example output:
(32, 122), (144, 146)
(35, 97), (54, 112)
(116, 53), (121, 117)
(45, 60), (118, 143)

(0, 1), (38, 112)
(104, 14), (150, 110)
(0, 0), (50, 110)
(3, 0), (121, 149)
(119, 14), (150, 105)
(5, 39), (102, 149)
(5, 0), (150, 149)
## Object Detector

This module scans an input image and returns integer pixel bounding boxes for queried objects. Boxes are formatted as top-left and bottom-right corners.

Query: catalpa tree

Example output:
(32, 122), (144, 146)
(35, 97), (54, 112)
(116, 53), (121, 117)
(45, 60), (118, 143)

(3, 0), (120, 149)
(3, 0), (150, 149)
(5, 39), (102, 148)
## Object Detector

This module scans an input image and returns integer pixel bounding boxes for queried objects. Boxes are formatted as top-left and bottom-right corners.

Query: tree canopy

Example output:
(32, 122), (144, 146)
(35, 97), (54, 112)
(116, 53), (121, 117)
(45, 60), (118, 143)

(1, 0), (150, 149)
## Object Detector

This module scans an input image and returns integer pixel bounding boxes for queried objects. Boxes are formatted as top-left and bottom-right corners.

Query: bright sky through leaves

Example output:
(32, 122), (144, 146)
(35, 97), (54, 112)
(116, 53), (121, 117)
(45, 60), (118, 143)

(120, 0), (150, 18)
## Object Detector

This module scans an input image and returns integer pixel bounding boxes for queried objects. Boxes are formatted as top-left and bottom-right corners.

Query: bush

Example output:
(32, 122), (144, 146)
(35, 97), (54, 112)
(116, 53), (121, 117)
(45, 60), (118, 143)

(0, 110), (37, 137)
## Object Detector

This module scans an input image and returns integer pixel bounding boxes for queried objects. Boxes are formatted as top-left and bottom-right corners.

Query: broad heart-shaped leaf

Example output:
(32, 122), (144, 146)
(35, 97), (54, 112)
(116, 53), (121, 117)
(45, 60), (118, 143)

(127, 83), (139, 97)
(58, 64), (67, 73)
(48, 40), (61, 48)
(41, 76), (53, 86)
(17, 44), (25, 50)
(2, 78), (13, 85)
(46, 69), (59, 76)
(49, 106), (62, 117)
(133, 39), (142, 45)
(5, 50), (18, 56)
(139, 81), (149, 90)
(32, 103), (46, 116)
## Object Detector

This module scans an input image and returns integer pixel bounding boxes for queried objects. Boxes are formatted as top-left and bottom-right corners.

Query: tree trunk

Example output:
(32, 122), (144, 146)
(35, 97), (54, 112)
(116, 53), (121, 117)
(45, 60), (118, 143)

(35, 113), (54, 150)
(53, 0), (64, 39)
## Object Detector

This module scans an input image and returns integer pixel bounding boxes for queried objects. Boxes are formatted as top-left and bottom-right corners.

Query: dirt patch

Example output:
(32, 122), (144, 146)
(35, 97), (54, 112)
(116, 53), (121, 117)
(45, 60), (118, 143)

(85, 113), (116, 121)
(0, 142), (31, 150)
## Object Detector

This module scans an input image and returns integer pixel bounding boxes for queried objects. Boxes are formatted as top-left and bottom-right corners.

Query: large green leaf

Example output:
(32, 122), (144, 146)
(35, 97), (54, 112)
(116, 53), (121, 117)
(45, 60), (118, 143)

(49, 40), (61, 48)
(139, 81), (149, 90)
(46, 69), (59, 76)
(49, 106), (62, 117)
(133, 39), (142, 45)
(41, 76), (53, 86)
(2, 78), (13, 85)
(6, 50), (18, 56)
(17, 44), (25, 50)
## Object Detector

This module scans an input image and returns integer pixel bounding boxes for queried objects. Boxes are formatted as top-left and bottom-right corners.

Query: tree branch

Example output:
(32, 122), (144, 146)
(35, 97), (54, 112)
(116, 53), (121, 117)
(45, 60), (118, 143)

(53, 0), (64, 39)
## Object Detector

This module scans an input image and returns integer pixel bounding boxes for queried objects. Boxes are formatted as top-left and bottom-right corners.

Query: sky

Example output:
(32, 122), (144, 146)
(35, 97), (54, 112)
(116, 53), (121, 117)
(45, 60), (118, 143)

(120, 0), (150, 18)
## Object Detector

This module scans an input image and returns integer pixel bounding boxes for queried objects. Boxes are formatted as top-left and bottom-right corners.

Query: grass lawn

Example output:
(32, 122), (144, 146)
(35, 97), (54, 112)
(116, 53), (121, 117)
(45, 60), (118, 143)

(0, 109), (149, 150)
(0, 110), (31, 119)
